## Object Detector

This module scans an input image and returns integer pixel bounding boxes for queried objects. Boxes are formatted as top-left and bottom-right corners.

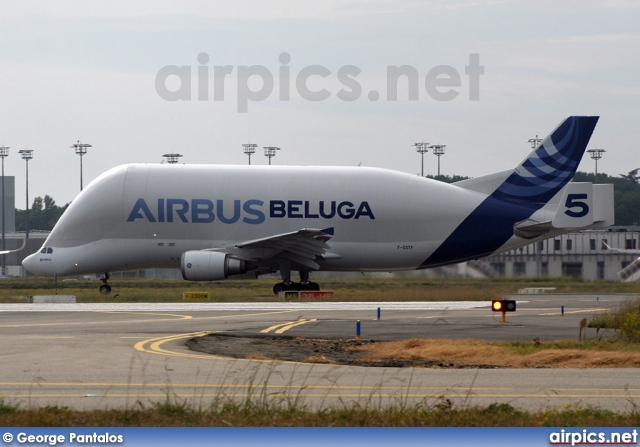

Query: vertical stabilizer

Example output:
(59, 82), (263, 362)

(421, 116), (600, 268)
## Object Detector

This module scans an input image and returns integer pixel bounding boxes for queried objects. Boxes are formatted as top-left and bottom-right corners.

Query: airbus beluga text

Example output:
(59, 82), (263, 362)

(22, 116), (614, 294)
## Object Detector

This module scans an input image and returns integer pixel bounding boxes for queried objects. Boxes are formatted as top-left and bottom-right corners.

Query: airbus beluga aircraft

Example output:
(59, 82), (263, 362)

(22, 116), (614, 294)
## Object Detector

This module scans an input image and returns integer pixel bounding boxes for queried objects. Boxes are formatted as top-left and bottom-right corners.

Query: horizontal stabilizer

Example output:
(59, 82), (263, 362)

(514, 182), (614, 239)
(513, 219), (553, 239)
(592, 184), (615, 227)
(552, 182), (594, 229)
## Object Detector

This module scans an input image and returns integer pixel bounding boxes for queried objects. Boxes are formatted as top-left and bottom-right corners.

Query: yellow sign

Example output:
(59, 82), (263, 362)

(183, 292), (210, 301)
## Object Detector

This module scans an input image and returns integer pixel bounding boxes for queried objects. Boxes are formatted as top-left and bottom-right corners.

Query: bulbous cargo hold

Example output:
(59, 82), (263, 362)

(21, 116), (613, 295)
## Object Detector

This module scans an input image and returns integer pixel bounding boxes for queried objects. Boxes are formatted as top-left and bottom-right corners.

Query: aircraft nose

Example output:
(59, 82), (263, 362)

(22, 252), (42, 275)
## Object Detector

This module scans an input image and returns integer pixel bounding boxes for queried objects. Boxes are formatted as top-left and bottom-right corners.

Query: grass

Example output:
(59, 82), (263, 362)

(0, 397), (638, 427)
(589, 296), (640, 341)
(0, 276), (638, 303)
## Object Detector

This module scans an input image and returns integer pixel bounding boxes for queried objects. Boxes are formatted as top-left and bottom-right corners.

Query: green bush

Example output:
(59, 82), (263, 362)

(589, 297), (640, 342)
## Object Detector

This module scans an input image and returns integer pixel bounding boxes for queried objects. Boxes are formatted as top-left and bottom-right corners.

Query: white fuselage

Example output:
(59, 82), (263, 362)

(23, 163), (518, 277)
(22, 116), (612, 281)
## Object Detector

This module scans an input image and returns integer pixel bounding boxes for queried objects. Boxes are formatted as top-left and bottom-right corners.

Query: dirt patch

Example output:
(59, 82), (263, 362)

(186, 334), (503, 368)
(187, 334), (640, 368)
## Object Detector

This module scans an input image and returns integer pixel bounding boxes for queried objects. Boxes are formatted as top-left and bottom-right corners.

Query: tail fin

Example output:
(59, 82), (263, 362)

(493, 116), (599, 204)
(421, 116), (600, 268)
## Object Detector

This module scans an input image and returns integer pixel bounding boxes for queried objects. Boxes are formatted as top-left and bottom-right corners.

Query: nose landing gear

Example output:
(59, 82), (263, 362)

(99, 272), (111, 295)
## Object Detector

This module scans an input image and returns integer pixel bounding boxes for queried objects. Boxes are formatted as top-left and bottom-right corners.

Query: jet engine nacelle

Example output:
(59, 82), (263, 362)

(181, 250), (254, 281)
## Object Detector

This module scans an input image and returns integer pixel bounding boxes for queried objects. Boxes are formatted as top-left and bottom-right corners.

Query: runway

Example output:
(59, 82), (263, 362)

(0, 294), (638, 412)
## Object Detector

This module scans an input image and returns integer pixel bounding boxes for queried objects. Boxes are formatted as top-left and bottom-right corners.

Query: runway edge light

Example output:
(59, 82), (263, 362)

(491, 300), (516, 312)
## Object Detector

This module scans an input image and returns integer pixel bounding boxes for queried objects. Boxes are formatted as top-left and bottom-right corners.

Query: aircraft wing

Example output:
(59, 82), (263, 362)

(0, 239), (26, 255)
(602, 242), (640, 255)
(230, 227), (338, 270)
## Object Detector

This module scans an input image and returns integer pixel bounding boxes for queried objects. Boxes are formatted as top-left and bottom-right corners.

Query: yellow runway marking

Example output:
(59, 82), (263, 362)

(101, 311), (193, 319)
(0, 310), (296, 329)
(134, 319), (317, 360)
(1, 381), (637, 394)
(539, 308), (607, 316)
(3, 393), (640, 399)
(26, 336), (74, 339)
(1, 388), (639, 400)
(579, 299), (613, 302)
(261, 319), (317, 334)
(134, 331), (215, 359)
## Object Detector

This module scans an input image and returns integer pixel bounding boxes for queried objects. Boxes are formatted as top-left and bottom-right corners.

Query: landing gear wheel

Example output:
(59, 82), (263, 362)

(99, 272), (112, 295)
(297, 271), (320, 292)
(273, 269), (322, 295)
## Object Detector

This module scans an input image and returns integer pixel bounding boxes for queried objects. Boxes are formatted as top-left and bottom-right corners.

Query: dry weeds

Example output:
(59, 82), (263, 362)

(303, 355), (337, 364)
(245, 353), (275, 361)
(352, 338), (640, 368)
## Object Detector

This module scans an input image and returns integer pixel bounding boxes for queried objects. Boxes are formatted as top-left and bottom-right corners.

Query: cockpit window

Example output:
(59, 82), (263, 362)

(40, 247), (53, 254)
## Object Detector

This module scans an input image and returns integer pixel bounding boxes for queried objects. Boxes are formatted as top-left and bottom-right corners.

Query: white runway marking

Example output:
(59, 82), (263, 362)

(0, 301), (491, 312)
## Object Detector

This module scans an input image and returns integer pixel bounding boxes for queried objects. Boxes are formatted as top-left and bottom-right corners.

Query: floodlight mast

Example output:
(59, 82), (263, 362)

(263, 146), (280, 165)
(527, 135), (542, 150)
(413, 142), (429, 177)
(430, 144), (446, 177)
(0, 146), (8, 274)
(528, 136), (543, 278)
(162, 153), (183, 164)
(70, 140), (92, 191)
(242, 143), (257, 165)
(587, 148), (606, 183)
(18, 150), (33, 239)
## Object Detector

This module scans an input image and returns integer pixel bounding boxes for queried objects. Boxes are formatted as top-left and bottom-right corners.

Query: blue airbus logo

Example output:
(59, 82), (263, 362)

(127, 198), (375, 224)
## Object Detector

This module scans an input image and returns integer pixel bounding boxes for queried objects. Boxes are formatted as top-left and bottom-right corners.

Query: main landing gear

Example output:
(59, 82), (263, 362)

(99, 272), (112, 295)
(272, 270), (320, 295)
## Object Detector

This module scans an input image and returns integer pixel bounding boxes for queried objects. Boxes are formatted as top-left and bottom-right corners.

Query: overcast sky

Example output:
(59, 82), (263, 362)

(0, 0), (638, 206)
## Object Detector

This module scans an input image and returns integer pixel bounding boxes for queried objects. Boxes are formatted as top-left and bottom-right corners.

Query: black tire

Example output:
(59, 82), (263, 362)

(99, 284), (112, 295)
(273, 282), (287, 295)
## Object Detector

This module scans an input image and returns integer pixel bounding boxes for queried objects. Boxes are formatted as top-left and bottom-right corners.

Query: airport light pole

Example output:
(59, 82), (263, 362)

(162, 153), (183, 164)
(242, 143), (257, 165)
(263, 146), (280, 165)
(527, 136), (543, 277)
(18, 150), (33, 239)
(430, 144), (446, 177)
(413, 142), (429, 177)
(70, 140), (92, 191)
(0, 146), (8, 275)
(587, 148), (606, 183)
(528, 135), (542, 150)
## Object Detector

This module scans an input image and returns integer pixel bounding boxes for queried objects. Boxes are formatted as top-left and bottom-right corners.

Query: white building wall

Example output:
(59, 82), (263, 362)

(483, 229), (640, 281)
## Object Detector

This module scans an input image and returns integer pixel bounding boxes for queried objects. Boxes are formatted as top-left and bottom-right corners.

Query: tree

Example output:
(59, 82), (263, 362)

(15, 195), (69, 232)
(427, 174), (470, 184)
(620, 168), (640, 184)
